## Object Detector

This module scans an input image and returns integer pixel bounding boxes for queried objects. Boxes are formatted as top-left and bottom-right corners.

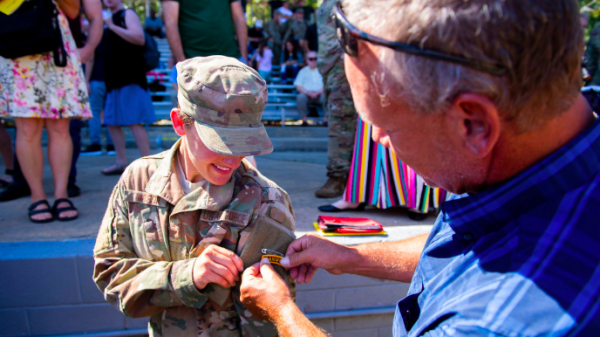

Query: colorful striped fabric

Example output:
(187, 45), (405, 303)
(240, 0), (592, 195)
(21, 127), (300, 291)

(343, 117), (449, 212)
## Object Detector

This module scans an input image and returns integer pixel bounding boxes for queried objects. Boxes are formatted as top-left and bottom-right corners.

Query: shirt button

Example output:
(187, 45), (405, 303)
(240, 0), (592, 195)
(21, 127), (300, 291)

(463, 233), (473, 240)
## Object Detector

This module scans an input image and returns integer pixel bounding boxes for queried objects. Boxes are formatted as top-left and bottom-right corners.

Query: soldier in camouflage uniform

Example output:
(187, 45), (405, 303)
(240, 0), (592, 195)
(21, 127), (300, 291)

(283, 9), (308, 54)
(93, 56), (296, 337)
(314, 0), (358, 198)
(264, 11), (287, 66)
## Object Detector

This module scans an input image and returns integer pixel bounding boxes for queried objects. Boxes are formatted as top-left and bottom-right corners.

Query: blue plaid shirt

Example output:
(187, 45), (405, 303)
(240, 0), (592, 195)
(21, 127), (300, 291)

(394, 119), (600, 336)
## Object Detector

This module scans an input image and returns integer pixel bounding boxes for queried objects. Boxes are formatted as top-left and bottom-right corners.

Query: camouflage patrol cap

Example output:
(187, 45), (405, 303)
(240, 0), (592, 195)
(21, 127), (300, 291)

(176, 56), (273, 156)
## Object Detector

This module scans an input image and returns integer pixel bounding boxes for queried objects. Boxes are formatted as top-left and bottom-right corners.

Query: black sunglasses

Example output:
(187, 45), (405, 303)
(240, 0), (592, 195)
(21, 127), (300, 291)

(308, 57), (317, 61)
(332, 1), (508, 76)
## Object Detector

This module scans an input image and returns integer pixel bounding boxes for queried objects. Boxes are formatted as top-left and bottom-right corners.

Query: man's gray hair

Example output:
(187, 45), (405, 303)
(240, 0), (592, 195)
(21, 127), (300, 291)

(343, 0), (583, 131)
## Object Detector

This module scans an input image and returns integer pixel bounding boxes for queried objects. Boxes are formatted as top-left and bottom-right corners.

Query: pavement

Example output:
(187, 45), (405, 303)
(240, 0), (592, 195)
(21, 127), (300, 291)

(0, 140), (437, 243)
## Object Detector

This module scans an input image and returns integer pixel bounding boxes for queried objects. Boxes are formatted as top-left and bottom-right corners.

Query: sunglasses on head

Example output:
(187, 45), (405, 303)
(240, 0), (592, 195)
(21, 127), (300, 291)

(332, 0), (507, 76)
(308, 57), (317, 61)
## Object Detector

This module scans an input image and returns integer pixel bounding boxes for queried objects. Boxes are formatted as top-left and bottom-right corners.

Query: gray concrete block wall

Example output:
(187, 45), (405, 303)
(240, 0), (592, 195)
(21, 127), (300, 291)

(0, 238), (411, 337)
(0, 240), (150, 337)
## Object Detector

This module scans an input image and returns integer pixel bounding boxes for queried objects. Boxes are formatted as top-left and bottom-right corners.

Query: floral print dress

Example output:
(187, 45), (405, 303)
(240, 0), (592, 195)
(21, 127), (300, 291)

(0, 8), (92, 119)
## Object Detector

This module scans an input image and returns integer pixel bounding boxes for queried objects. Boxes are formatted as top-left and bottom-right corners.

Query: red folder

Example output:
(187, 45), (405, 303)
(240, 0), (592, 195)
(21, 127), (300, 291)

(317, 216), (384, 233)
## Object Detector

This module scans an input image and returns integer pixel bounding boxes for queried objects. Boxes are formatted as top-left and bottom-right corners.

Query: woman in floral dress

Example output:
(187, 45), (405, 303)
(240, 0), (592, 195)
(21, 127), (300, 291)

(0, 0), (92, 223)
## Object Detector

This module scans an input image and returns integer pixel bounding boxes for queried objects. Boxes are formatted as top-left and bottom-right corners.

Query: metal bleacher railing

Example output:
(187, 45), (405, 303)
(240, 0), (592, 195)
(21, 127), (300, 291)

(149, 38), (309, 126)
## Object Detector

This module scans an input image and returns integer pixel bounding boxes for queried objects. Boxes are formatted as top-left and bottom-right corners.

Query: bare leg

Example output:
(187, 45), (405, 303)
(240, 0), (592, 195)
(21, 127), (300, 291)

(130, 124), (151, 157)
(107, 125), (127, 165)
(46, 118), (77, 219)
(0, 122), (14, 183)
(14, 118), (50, 221)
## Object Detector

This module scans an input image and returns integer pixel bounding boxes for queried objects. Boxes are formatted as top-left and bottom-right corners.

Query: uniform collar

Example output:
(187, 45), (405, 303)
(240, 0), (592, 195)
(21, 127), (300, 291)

(442, 119), (600, 239)
(145, 138), (236, 212)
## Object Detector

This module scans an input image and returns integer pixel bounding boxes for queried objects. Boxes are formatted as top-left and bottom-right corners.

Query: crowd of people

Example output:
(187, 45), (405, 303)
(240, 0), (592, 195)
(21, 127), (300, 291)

(2, 0), (599, 336)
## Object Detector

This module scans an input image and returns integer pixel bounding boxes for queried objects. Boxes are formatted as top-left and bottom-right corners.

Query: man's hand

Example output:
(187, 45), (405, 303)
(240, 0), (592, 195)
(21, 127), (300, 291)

(192, 244), (244, 290)
(240, 258), (293, 322)
(281, 233), (354, 284)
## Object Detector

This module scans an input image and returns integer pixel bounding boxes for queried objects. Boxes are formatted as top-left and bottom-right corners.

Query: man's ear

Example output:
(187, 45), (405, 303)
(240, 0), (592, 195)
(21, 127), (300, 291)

(171, 108), (186, 137)
(446, 93), (500, 158)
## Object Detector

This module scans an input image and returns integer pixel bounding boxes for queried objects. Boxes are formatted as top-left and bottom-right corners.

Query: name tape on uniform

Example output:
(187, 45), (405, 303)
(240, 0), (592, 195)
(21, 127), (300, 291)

(201, 210), (250, 227)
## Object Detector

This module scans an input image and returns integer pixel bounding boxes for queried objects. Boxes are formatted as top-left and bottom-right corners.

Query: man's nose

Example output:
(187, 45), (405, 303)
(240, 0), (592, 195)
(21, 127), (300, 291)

(371, 126), (391, 148)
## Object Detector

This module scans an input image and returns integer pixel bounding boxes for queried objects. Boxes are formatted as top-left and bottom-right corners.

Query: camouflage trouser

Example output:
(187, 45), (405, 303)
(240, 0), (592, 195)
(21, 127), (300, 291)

(324, 62), (358, 178)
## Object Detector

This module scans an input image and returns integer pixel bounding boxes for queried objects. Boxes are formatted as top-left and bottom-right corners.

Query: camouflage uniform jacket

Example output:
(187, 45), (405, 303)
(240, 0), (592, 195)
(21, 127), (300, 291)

(283, 20), (307, 44)
(264, 20), (286, 46)
(93, 139), (296, 337)
(316, 0), (343, 77)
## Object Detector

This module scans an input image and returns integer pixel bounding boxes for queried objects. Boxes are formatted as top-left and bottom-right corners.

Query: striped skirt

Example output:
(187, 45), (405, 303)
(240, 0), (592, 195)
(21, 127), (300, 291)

(343, 117), (449, 212)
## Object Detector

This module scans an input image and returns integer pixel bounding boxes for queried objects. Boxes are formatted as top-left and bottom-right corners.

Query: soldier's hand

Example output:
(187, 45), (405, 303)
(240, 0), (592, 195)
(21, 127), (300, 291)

(240, 258), (293, 322)
(280, 233), (350, 284)
(192, 245), (244, 290)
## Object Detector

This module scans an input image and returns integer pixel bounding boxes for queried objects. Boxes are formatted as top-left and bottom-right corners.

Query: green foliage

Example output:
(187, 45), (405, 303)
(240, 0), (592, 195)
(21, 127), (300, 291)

(246, 0), (322, 27)
(122, 0), (160, 23)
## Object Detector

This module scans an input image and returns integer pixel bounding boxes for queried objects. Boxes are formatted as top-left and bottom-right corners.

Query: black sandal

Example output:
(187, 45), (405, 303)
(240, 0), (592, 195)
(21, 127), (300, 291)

(52, 198), (79, 222)
(28, 200), (54, 224)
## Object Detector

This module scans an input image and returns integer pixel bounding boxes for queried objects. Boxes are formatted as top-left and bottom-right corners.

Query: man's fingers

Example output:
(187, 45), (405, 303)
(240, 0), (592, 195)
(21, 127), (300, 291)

(305, 265), (317, 284)
(208, 245), (244, 272)
(243, 262), (261, 279)
(285, 235), (311, 256)
(289, 266), (299, 280)
(297, 263), (308, 284)
(259, 257), (280, 282)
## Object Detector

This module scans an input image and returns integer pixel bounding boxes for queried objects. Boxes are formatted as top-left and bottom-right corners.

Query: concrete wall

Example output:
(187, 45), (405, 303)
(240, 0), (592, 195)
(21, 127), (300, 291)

(0, 226), (431, 337)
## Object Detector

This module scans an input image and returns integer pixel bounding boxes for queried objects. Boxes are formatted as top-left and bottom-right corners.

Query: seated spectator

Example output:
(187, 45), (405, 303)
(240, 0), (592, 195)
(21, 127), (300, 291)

(294, 51), (324, 126)
(144, 9), (164, 38)
(251, 40), (274, 82)
(280, 39), (304, 83)
(277, 1), (293, 24)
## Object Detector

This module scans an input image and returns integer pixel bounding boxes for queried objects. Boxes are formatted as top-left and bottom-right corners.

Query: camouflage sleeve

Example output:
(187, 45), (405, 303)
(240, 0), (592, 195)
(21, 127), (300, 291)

(93, 173), (207, 318)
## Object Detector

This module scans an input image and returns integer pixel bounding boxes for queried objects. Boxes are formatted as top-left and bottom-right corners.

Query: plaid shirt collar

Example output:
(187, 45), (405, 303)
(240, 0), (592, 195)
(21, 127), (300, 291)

(442, 118), (600, 240)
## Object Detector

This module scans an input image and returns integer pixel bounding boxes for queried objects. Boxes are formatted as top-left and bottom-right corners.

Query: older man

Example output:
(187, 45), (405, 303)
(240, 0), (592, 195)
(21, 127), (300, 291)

(239, 0), (600, 336)
(294, 51), (325, 126)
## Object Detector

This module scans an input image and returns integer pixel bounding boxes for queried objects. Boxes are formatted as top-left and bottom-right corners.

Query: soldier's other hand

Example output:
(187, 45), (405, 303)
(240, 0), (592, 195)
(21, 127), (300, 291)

(192, 244), (244, 290)
(240, 258), (293, 322)
(280, 233), (349, 284)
